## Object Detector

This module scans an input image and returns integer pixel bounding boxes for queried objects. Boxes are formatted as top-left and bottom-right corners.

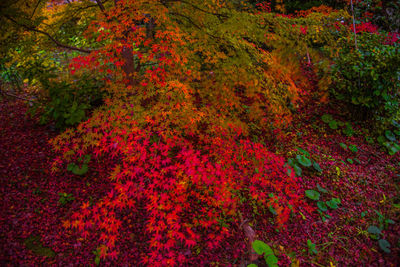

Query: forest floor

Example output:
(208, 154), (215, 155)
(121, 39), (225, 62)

(1, 96), (399, 266)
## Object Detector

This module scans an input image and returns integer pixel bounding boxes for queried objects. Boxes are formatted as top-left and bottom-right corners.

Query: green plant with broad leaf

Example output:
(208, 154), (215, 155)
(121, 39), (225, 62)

(93, 248), (101, 266)
(30, 74), (105, 129)
(377, 122), (400, 155)
(307, 239), (318, 255)
(286, 148), (322, 177)
(306, 185), (340, 222)
(331, 33), (400, 128)
(249, 240), (278, 267)
(305, 190), (320, 201)
(67, 154), (91, 175)
(366, 209), (395, 253)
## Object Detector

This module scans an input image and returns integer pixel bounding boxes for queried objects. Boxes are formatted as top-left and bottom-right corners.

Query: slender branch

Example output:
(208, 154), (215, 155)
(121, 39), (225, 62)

(0, 90), (36, 102)
(169, 12), (220, 40)
(30, 0), (42, 19)
(5, 15), (93, 53)
(350, 0), (358, 50)
(95, 0), (106, 14)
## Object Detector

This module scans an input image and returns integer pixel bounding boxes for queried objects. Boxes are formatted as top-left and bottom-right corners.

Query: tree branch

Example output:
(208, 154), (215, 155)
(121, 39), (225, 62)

(0, 90), (36, 103)
(95, 0), (106, 14)
(30, 0), (42, 19)
(5, 15), (93, 54)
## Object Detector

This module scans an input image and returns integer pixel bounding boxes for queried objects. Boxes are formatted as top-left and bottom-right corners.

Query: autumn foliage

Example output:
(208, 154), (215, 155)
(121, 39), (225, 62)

(2, 0), (399, 266)
(48, 0), (350, 263)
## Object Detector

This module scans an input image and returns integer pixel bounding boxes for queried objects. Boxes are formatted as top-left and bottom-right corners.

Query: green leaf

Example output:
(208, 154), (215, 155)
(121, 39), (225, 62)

(247, 264), (258, 267)
(385, 130), (396, 142)
(95, 255), (100, 265)
(367, 225), (381, 235)
(321, 114), (333, 123)
(72, 164), (89, 175)
(317, 201), (327, 212)
(296, 147), (310, 157)
(326, 199), (340, 209)
(305, 190), (320, 201)
(265, 254), (278, 267)
(252, 240), (273, 256)
(83, 154), (91, 163)
(307, 239), (318, 254)
(347, 158), (354, 164)
(343, 123), (354, 137)
(312, 161), (322, 172)
(378, 239), (391, 253)
(67, 163), (75, 171)
(296, 155), (312, 167)
(287, 158), (296, 167)
(268, 205), (277, 216)
(385, 219), (395, 225)
(317, 184), (328, 193)
(329, 120), (338, 130)
(339, 143), (348, 150)
(293, 164), (302, 177)
(348, 144), (358, 153)
(377, 136), (385, 144)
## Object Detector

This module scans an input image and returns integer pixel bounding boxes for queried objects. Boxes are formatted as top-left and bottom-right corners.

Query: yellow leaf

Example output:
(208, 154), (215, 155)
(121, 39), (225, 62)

(291, 258), (300, 267)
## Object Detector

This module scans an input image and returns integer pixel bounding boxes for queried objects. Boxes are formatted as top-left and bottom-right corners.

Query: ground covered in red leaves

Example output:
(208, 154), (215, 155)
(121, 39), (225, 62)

(1, 98), (399, 266)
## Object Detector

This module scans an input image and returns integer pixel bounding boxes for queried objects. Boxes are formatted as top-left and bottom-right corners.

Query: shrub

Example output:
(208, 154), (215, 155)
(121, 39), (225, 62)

(331, 32), (400, 127)
(32, 74), (105, 129)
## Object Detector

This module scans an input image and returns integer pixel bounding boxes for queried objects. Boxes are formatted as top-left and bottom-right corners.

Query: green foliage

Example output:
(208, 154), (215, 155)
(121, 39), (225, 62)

(343, 122), (354, 137)
(307, 185), (340, 221)
(325, 198), (340, 209)
(348, 144), (358, 153)
(58, 192), (75, 206)
(251, 240), (278, 267)
(92, 247), (102, 266)
(296, 154), (312, 167)
(23, 235), (56, 258)
(312, 161), (322, 173)
(287, 148), (322, 177)
(32, 75), (105, 129)
(317, 201), (327, 211)
(317, 184), (328, 193)
(367, 225), (381, 236)
(378, 239), (391, 253)
(367, 224), (392, 253)
(305, 189), (320, 201)
(339, 143), (347, 150)
(307, 239), (318, 255)
(321, 114), (333, 123)
(331, 33), (400, 126)
(67, 154), (91, 175)
(328, 120), (338, 130)
(377, 124), (400, 155)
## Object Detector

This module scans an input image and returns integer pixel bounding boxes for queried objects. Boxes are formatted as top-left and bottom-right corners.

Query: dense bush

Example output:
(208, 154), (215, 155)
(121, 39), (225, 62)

(32, 75), (105, 129)
(331, 32), (400, 126)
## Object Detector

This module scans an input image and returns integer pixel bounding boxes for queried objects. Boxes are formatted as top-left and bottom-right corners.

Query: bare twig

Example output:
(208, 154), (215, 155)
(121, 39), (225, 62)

(0, 90), (36, 103)
(350, 0), (358, 50)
